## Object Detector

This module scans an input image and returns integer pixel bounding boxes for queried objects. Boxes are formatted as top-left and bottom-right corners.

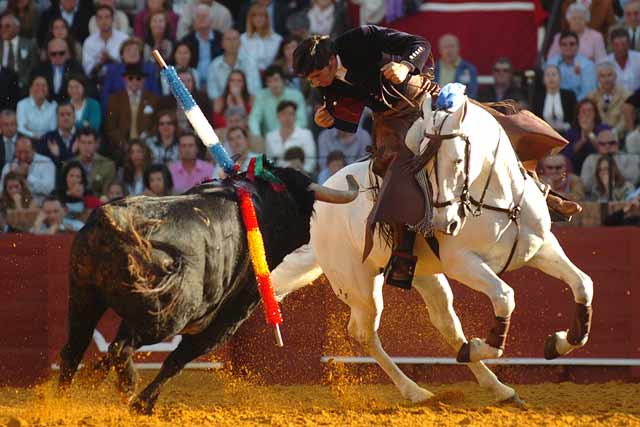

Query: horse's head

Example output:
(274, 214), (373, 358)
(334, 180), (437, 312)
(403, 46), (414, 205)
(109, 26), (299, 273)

(420, 83), (483, 236)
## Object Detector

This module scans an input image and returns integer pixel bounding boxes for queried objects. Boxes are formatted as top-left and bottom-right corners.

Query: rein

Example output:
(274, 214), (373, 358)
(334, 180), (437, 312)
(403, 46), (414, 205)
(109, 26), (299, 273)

(426, 103), (527, 275)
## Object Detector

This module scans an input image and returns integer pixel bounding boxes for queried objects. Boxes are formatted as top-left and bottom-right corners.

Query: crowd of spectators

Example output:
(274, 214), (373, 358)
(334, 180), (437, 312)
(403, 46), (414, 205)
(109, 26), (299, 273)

(0, 0), (640, 234)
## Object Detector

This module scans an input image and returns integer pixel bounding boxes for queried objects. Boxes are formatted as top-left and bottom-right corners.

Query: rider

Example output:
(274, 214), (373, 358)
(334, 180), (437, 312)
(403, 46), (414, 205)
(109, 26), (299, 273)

(293, 25), (440, 289)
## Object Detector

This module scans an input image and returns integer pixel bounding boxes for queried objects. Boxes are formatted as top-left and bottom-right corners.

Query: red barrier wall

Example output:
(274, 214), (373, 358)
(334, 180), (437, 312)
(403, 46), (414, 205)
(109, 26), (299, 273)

(0, 227), (639, 387)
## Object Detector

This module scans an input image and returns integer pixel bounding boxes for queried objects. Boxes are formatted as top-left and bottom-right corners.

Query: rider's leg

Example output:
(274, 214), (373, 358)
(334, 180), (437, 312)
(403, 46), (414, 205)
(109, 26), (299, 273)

(383, 223), (417, 289)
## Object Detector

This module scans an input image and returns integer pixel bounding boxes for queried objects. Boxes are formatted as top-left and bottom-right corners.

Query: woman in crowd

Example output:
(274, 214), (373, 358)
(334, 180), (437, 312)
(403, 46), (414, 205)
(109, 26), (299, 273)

(241, 4), (282, 72)
(589, 156), (635, 201)
(16, 75), (57, 139)
(1, 171), (35, 210)
(162, 41), (199, 95)
(143, 163), (173, 196)
(119, 140), (153, 196)
(144, 110), (180, 164)
(533, 64), (577, 133)
(143, 11), (174, 63)
(212, 70), (253, 129)
(43, 17), (82, 60)
(547, 3), (606, 63)
(273, 36), (305, 92)
(564, 99), (610, 174)
(57, 161), (102, 221)
(66, 74), (101, 130)
(134, 0), (179, 41)
(6, 0), (39, 38)
(100, 181), (125, 203)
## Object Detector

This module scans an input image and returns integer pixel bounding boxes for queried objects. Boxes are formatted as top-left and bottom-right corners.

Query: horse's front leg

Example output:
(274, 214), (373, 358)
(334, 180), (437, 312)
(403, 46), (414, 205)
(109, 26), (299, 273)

(443, 252), (515, 362)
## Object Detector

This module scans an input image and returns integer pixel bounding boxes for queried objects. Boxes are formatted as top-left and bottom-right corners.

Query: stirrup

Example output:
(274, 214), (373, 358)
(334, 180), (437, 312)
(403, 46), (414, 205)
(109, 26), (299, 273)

(383, 252), (417, 290)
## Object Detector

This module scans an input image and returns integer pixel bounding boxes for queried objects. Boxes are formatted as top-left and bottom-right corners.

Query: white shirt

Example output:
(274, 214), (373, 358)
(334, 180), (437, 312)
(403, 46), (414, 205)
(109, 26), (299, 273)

(16, 97), (58, 138)
(542, 91), (569, 130)
(206, 52), (261, 99)
(82, 29), (128, 75)
(604, 51), (640, 93)
(2, 38), (19, 69)
(308, 4), (335, 36)
(0, 153), (56, 201)
(240, 32), (283, 71)
(265, 127), (317, 173)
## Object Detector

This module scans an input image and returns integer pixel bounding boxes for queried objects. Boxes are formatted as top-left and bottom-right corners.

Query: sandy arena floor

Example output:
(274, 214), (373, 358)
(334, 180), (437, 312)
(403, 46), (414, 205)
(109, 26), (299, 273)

(0, 368), (638, 427)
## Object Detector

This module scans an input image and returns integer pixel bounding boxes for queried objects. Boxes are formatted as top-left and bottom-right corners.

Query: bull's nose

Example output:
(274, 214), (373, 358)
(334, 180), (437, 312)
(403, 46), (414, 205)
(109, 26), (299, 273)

(447, 221), (458, 235)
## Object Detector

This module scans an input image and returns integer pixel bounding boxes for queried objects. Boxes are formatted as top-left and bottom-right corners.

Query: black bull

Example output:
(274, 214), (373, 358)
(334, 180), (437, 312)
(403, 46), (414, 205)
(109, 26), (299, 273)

(58, 166), (358, 414)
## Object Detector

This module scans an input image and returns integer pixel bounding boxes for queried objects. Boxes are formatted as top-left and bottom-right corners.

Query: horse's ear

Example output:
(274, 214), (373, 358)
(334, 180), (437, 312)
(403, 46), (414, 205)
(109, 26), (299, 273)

(421, 93), (433, 123)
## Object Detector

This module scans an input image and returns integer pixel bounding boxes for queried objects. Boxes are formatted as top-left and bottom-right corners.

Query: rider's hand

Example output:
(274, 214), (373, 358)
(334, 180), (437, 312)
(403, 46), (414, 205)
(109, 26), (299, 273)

(381, 62), (411, 84)
(314, 104), (335, 128)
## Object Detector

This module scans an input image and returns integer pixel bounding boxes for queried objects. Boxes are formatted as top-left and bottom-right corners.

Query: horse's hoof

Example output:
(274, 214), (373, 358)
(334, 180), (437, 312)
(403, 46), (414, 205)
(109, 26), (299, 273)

(456, 342), (471, 363)
(404, 386), (434, 403)
(544, 334), (561, 360)
(498, 393), (527, 410)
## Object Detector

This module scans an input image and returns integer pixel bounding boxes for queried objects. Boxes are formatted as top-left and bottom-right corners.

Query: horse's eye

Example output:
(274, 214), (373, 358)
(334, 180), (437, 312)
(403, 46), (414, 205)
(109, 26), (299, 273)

(455, 159), (463, 165)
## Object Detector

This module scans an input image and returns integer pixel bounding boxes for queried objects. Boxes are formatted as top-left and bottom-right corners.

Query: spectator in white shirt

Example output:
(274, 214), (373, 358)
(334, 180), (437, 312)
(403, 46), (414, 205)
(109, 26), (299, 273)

(82, 5), (128, 77)
(176, 0), (233, 39)
(265, 100), (316, 173)
(0, 135), (56, 204)
(604, 28), (640, 93)
(16, 75), (57, 139)
(207, 29), (261, 100)
(88, 0), (131, 35)
(241, 3), (283, 72)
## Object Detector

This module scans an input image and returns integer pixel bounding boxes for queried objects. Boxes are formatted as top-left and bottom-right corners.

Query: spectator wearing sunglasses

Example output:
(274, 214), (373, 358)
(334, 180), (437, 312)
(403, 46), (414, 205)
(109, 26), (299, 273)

(540, 154), (585, 202)
(580, 128), (640, 196)
(546, 30), (597, 101)
(587, 62), (630, 138)
(30, 38), (84, 103)
(477, 57), (525, 104)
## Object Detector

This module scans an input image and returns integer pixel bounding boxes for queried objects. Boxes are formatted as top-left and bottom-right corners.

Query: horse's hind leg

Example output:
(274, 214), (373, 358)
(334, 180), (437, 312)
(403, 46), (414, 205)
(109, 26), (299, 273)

(413, 274), (519, 403)
(443, 253), (516, 362)
(341, 274), (433, 403)
(528, 233), (593, 359)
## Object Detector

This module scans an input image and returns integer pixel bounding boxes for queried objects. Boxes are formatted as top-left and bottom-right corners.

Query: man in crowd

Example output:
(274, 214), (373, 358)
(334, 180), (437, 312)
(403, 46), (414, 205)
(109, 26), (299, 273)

(106, 62), (158, 161)
(477, 57), (525, 104)
(206, 29), (261, 99)
(608, 0), (640, 51)
(434, 34), (478, 98)
(546, 30), (597, 101)
(177, 0), (233, 39)
(0, 135), (55, 204)
(82, 5), (128, 78)
(0, 14), (39, 90)
(0, 109), (18, 168)
(70, 127), (116, 197)
(249, 65), (306, 137)
(168, 132), (214, 194)
(179, 4), (224, 88)
(31, 38), (84, 103)
(587, 62), (630, 136)
(604, 29), (640, 94)
(38, 104), (77, 168)
(265, 100), (316, 173)
(32, 195), (84, 235)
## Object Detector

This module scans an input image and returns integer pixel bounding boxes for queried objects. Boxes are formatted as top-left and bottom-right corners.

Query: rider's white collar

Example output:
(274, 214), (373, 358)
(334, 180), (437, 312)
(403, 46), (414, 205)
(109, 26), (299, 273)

(335, 55), (350, 84)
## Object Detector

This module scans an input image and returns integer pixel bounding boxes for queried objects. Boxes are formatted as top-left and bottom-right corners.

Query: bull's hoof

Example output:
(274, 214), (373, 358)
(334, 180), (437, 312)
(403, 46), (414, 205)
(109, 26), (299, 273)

(456, 342), (471, 363)
(498, 393), (527, 410)
(544, 334), (561, 360)
(129, 396), (154, 416)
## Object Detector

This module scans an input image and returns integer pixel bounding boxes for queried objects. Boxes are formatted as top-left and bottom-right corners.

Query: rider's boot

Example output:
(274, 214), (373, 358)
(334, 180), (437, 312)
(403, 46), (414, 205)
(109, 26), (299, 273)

(383, 224), (417, 290)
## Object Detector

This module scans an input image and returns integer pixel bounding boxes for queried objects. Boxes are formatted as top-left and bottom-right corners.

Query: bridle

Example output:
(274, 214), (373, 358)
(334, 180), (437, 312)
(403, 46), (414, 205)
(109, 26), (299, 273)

(424, 101), (527, 275)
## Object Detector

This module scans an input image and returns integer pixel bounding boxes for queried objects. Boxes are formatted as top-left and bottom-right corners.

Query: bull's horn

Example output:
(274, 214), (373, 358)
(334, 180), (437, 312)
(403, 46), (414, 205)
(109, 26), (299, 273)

(308, 175), (359, 204)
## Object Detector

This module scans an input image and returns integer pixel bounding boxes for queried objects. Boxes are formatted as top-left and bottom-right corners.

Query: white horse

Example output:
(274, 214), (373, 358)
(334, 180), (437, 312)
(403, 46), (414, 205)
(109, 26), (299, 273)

(271, 89), (593, 403)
